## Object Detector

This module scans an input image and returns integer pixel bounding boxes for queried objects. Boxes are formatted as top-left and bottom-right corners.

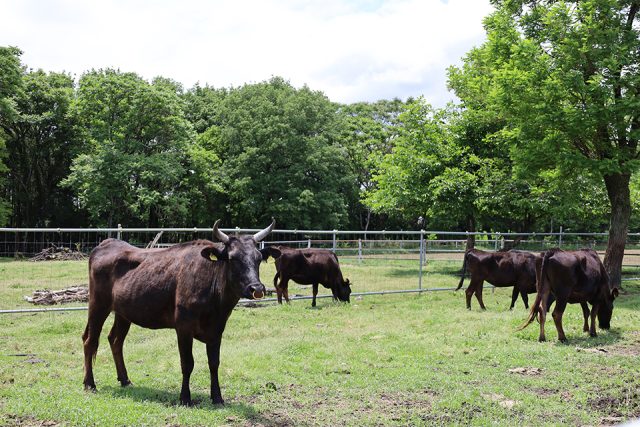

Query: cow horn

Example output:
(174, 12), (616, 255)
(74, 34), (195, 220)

(253, 218), (276, 242)
(212, 220), (230, 243)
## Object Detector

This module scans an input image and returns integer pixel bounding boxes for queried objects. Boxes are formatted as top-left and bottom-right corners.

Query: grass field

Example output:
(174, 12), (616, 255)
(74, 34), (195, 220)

(1, 258), (639, 426)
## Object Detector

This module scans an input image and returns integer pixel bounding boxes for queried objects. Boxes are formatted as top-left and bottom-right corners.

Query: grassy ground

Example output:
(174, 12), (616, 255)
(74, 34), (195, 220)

(0, 259), (639, 426)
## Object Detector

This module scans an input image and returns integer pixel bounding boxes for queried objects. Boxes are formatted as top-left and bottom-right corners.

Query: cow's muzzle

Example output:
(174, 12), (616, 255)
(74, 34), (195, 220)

(245, 283), (266, 300)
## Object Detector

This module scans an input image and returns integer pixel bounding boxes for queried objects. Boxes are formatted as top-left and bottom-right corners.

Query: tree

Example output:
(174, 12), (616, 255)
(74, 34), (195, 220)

(0, 46), (24, 225)
(62, 70), (194, 227)
(194, 77), (357, 229)
(449, 1), (640, 286)
(337, 99), (407, 230)
(0, 51), (82, 227)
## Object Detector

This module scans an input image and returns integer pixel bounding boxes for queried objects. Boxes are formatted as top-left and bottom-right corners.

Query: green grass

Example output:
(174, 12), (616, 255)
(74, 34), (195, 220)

(1, 259), (639, 426)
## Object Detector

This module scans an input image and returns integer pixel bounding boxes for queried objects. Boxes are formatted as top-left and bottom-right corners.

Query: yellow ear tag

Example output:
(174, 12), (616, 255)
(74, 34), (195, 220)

(209, 253), (217, 261)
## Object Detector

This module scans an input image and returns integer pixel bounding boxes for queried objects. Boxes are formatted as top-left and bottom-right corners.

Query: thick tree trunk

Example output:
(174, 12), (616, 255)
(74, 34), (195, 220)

(465, 215), (476, 251)
(603, 172), (631, 289)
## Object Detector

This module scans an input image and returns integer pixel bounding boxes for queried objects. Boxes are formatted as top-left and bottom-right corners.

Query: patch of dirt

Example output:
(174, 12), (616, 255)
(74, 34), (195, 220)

(482, 393), (519, 409)
(508, 367), (543, 376)
(3, 415), (60, 427)
(243, 383), (438, 425)
(588, 383), (640, 421)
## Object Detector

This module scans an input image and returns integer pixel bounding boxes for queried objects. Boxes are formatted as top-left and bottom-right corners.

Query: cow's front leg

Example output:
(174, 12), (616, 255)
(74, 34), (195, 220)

(580, 302), (590, 333)
(207, 337), (224, 405)
(176, 331), (195, 406)
(588, 303), (599, 337)
(509, 286), (519, 310)
(551, 300), (568, 343)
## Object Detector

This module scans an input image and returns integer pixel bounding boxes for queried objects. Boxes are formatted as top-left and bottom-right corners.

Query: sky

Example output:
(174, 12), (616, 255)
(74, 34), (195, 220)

(1, 0), (494, 106)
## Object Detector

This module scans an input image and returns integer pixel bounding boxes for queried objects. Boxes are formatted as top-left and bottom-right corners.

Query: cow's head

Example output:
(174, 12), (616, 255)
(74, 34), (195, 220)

(201, 219), (275, 300)
(597, 286), (619, 330)
(336, 278), (352, 303)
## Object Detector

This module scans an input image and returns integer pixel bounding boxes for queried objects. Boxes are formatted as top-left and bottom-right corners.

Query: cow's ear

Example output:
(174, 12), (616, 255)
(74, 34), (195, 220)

(611, 287), (619, 299)
(201, 246), (227, 262)
(260, 247), (281, 261)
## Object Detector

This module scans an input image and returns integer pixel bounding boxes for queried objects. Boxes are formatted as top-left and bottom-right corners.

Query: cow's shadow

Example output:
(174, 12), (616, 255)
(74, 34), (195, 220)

(553, 328), (622, 348)
(101, 384), (294, 424)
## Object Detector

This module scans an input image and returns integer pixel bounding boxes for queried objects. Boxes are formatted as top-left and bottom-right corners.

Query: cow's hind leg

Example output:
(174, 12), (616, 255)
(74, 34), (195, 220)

(464, 278), (478, 310)
(312, 283), (319, 307)
(273, 273), (283, 304)
(473, 280), (486, 310)
(551, 300), (568, 343)
(108, 313), (132, 386)
(83, 303), (111, 391)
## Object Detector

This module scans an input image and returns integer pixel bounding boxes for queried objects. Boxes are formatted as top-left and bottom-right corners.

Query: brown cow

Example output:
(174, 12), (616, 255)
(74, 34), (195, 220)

(456, 249), (539, 310)
(262, 246), (351, 307)
(519, 248), (618, 342)
(82, 220), (276, 406)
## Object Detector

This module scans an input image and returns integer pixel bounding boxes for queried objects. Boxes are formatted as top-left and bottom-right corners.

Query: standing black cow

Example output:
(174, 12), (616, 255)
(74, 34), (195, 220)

(457, 249), (539, 310)
(82, 220), (275, 406)
(519, 248), (618, 342)
(262, 246), (351, 307)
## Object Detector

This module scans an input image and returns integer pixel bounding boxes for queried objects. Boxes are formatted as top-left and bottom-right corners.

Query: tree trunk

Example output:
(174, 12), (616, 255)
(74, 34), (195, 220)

(465, 215), (476, 251)
(603, 172), (631, 289)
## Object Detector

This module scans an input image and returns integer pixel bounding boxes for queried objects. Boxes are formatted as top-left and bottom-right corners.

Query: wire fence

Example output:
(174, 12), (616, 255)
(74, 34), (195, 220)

(2, 227), (640, 313)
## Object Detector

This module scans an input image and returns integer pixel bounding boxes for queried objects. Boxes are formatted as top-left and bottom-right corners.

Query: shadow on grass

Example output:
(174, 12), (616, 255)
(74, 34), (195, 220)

(101, 384), (295, 425)
(556, 328), (622, 348)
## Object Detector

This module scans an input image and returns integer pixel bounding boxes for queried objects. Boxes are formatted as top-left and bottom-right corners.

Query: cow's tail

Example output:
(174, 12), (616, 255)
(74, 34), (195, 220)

(518, 250), (553, 331)
(456, 251), (469, 291)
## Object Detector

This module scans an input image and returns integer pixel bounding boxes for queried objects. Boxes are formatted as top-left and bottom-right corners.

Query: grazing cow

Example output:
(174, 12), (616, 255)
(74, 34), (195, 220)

(262, 246), (352, 307)
(82, 220), (275, 406)
(456, 249), (539, 310)
(519, 248), (618, 342)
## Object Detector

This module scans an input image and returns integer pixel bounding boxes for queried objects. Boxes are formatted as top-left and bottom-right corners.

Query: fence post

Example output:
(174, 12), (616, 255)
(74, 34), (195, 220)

(559, 226), (563, 248)
(308, 238), (311, 248)
(358, 238), (362, 263)
(117, 224), (122, 240)
(419, 230), (425, 291)
(495, 232), (500, 251)
(332, 230), (337, 253)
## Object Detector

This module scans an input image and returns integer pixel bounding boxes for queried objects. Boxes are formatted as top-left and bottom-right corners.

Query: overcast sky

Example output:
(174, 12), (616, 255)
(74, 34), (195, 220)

(1, 0), (493, 106)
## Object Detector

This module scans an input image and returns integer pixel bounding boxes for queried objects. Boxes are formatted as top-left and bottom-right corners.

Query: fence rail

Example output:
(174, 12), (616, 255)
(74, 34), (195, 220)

(2, 227), (640, 314)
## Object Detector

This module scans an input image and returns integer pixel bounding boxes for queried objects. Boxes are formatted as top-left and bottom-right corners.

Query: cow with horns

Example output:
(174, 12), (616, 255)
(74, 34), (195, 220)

(82, 220), (277, 406)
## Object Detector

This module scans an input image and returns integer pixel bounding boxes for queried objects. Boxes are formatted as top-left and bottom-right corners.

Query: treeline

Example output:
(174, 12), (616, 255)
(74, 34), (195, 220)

(1, 0), (639, 239)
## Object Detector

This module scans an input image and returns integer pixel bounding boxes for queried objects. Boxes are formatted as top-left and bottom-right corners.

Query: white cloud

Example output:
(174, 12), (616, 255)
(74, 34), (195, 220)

(0, 0), (493, 105)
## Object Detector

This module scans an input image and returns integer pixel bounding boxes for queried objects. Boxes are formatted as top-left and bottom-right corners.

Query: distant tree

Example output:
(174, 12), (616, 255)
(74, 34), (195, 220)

(0, 52), (82, 227)
(448, 1), (640, 286)
(199, 77), (357, 229)
(0, 46), (24, 225)
(337, 99), (407, 230)
(62, 70), (194, 227)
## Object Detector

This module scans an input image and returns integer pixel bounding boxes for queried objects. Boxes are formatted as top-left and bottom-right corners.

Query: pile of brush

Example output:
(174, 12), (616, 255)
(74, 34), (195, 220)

(29, 245), (87, 262)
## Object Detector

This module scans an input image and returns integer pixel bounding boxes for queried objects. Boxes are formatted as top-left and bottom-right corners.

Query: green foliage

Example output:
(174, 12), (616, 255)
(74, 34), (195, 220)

(63, 70), (195, 227)
(192, 77), (357, 229)
(0, 46), (24, 226)
(0, 59), (81, 227)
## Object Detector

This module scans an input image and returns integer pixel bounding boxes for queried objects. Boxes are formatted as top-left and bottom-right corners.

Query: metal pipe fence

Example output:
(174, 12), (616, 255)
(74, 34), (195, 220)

(2, 227), (640, 313)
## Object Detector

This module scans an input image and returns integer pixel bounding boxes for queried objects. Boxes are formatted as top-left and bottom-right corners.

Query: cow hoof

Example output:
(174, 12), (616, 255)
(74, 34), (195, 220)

(120, 380), (132, 387)
(84, 384), (97, 392)
(538, 337), (546, 342)
(212, 398), (225, 406)
(180, 398), (194, 407)
(559, 338), (568, 344)
(590, 332), (597, 337)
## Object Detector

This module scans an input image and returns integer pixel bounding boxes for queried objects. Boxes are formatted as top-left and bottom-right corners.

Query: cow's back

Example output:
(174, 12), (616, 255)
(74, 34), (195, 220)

(89, 239), (220, 329)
